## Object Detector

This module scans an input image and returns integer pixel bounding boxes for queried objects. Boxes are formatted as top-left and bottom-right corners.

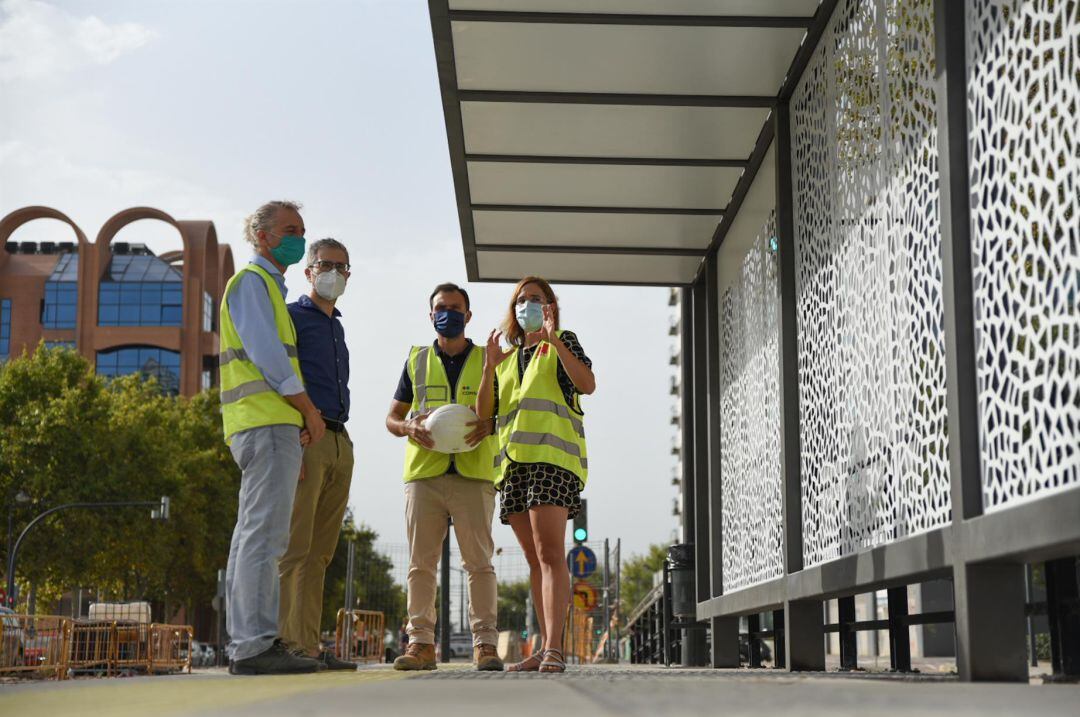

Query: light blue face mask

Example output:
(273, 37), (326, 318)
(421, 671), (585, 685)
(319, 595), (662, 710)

(515, 300), (544, 333)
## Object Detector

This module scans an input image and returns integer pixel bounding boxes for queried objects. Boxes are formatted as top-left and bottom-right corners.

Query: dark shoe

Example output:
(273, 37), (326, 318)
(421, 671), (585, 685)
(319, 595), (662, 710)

(318, 651), (358, 671)
(228, 639), (320, 675)
(290, 647), (328, 671)
(474, 644), (504, 671)
(393, 642), (436, 671)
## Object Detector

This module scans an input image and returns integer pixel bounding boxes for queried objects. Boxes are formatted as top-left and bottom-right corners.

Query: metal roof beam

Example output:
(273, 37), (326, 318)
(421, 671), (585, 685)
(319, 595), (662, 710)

(472, 204), (725, 216)
(458, 90), (775, 108)
(466, 154), (749, 168)
(475, 244), (707, 257)
(449, 11), (815, 29)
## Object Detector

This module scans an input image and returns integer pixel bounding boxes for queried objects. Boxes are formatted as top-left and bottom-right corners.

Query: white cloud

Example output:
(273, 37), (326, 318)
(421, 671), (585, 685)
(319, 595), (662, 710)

(0, 0), (156, 81)
(0, 139), (246, 253)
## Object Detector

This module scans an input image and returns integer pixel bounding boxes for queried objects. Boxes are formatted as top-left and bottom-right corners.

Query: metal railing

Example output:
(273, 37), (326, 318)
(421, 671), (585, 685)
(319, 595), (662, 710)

(0, 614), (192, 679)
(335, 609), (386, 664)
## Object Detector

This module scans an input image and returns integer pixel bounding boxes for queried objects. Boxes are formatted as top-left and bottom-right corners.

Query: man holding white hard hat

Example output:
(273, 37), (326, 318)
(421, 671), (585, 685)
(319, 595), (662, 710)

(385, 282), (502, 671)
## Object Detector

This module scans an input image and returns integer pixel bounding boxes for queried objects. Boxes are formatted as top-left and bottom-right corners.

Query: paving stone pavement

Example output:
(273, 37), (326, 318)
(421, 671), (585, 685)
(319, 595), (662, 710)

(1, 663), (1077, 717)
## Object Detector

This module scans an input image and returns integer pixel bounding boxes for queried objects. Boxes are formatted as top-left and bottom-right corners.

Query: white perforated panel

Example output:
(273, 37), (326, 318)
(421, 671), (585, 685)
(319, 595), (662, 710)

(720, 211), (784, 593)
(791, 0), (951, 568)
(966, 0), (1080, 511)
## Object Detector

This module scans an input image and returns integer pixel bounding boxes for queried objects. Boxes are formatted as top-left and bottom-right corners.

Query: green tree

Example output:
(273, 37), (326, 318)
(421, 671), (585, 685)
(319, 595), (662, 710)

(497, 578), (531, 634)
(619, 543), (669, 622)
(0, 345), (240, 617)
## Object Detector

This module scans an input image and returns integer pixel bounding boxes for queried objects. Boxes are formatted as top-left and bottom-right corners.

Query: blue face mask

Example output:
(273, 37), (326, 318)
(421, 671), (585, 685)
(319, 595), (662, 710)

(433, 309), (466, 338)
(269, 234), (306, 267)
(515, 301), (544, 333)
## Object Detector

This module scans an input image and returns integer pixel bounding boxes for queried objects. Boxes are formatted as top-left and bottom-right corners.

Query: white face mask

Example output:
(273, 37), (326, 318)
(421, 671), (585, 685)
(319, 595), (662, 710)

(313, 270), (347, 301)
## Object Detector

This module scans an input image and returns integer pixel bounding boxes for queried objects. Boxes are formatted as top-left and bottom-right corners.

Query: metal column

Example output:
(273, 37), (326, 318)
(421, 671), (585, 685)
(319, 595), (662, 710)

(837, 596), (858, 671)
(933, 0), (1028, 682)
(439, 518), (451, 663)
(703, 251), (739, 668)
(774, 98), (824, 673)
(887, 587), (912, 672)
(1045, 557), (1080, 679)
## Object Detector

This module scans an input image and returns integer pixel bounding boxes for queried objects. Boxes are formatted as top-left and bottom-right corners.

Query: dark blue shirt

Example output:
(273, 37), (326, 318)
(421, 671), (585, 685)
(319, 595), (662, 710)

(288, 294), (350, 423)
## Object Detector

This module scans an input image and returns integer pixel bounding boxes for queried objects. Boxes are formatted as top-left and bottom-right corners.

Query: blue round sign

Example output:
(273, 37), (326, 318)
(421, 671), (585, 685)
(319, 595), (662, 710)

(567, 546), (597, 579)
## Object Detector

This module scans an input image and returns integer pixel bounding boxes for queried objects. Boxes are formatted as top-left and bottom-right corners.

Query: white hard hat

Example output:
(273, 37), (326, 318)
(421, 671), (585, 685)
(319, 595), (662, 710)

(424, 403), (480, 454)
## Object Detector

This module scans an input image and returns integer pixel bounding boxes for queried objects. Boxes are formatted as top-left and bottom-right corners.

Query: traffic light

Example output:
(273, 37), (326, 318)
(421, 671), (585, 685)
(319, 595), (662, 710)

(573, 499), (588, 543)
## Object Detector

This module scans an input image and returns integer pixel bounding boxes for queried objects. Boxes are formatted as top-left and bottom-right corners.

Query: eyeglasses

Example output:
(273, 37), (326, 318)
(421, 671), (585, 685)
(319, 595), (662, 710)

(309, 260), (351, 274)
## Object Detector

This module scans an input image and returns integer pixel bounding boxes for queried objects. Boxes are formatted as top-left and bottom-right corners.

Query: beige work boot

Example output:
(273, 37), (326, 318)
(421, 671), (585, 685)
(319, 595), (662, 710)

(393, 642), (437, 671)
(474, 643), (504, 671)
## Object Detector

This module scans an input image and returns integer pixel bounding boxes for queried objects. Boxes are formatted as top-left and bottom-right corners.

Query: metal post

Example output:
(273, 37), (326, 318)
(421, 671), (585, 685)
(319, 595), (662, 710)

(1026, 564), (1039, 668)
(887, 587), (911, 672)
(838, 596), (857, 670)
(343, 540), (356, 660)
(615, 538), (622, 663)
(216, 568), (227, 666)
(932, 0), (1029, 681)
(603, 539), (611, 662)
(1045, 557), (1080, 679)
(440, 518), (451, 662)
(773, 609), (786, 669)
(747, 614), (763, 668)
(685, 277), (709, 667)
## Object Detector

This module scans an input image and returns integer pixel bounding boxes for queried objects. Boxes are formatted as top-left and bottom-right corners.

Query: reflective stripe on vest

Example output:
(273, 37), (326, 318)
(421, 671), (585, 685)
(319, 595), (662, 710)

(494, 330), (588, 486)
(401, 343), (498, 483)
(220, 345), (298, 367)
(218, 263), (305, 442)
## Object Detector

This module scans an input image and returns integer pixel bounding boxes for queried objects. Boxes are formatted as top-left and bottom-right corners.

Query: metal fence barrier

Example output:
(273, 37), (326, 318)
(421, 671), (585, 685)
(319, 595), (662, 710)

(0, 613), (70, 679)
(335, 609), (385, 663)
(0, 615), (192, 679)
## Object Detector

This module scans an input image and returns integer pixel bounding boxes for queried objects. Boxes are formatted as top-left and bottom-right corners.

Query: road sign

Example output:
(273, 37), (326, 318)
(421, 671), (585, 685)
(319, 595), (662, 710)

(567, 545), (597, 579)
(573, 581), (597, 610)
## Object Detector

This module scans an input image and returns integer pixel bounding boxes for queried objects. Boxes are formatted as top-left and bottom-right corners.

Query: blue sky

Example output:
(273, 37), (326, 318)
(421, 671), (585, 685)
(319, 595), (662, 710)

(0, 0), (681, 558)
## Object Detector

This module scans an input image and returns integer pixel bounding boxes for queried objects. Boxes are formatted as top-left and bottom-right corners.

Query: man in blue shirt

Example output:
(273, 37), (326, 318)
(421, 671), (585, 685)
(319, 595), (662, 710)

(278, 237), (356, 670)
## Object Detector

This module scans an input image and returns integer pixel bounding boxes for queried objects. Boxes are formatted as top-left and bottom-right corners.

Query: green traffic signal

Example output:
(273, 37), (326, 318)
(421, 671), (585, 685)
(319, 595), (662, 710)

(573, 527), (588, 542)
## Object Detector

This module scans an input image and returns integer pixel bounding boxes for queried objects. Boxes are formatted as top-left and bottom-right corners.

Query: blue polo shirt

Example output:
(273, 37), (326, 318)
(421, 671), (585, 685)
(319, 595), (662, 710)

(288, 294), (349, 423)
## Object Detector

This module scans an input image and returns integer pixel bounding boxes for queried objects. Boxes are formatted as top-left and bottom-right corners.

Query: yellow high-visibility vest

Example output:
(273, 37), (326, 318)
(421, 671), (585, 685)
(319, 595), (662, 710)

(494, 330), (588, 486)
(218, 263), (304, 443)
(402, 343), (497, 483)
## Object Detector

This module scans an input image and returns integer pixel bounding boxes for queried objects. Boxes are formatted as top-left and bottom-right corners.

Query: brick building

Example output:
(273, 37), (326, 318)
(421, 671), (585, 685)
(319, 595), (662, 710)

(0, 206), (234, 395)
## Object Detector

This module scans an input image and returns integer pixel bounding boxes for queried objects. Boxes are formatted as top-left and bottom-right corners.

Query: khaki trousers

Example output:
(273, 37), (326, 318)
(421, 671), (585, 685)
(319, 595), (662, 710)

(404, 474), (498, 646)
(278, 430), (354, 654)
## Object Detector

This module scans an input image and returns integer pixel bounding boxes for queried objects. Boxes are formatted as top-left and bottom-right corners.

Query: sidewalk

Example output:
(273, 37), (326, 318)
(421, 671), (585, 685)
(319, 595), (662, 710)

(1, 663), (1077, 717)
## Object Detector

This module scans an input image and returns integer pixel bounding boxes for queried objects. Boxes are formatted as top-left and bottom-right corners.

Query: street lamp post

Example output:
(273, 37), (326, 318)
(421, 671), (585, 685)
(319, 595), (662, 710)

(4, 490), (31, 585)
(5, 496), (170, 609)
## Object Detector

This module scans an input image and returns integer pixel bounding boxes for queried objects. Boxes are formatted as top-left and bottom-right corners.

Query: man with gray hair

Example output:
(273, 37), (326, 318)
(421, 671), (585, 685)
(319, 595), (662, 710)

(278, 237), (356, 669)
(219, 199), (326, 675)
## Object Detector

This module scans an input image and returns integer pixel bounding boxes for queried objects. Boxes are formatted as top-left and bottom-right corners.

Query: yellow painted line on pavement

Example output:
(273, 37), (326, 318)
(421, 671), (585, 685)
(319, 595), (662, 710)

(0, 666), (452, 717)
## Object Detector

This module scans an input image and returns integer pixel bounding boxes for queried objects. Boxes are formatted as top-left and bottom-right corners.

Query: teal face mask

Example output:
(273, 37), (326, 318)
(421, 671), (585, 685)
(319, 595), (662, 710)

(269, 234), (306, 267)
(515, 300), (544, 333)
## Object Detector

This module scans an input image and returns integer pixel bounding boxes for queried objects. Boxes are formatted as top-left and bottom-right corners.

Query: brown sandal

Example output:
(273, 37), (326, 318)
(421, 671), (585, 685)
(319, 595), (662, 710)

(539, 648), (566, 673)
(506, 651), (544, 672)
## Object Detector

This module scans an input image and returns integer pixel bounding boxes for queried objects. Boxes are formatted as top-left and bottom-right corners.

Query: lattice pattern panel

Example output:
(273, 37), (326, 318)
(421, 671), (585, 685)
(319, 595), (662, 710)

(967, 0), (1080, 511)
(791, 0), (951, 568)
(720, 212), (784, 593)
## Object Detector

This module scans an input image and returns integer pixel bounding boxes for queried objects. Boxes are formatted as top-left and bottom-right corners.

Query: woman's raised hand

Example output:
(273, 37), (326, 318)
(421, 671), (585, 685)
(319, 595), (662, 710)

(485, 329), (511, 366)
(540, 303), (557, 343)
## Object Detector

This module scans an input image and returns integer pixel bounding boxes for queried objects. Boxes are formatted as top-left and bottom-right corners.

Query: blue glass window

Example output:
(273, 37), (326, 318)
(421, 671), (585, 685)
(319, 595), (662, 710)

(96, 346), (181, 395)
(202, 291), (214, 332)
(43, 341), (76, 351)
(98, 254), (183, 327)
(42, 254), (79, 329)
(0, 299), (11, 361)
